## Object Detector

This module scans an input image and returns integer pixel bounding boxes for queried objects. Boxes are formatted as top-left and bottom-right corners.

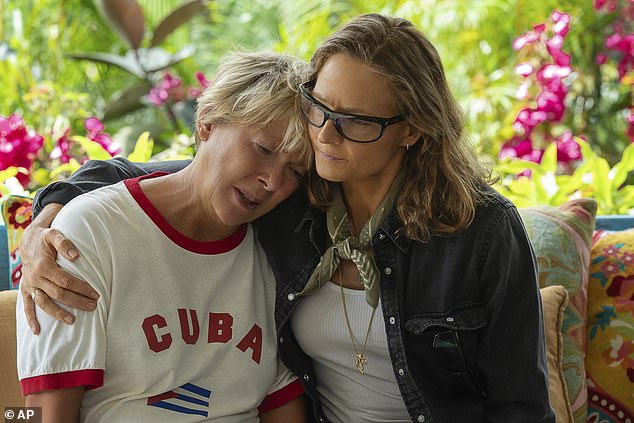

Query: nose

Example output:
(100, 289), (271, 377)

(315, 118), (344, 145)
(258, 162), (285, 192)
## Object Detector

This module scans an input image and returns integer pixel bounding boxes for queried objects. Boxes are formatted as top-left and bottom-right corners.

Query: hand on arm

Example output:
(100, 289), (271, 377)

(260, 395), (307, 423)
(19, 203), (99, 335)
(25, 386), (84, 423)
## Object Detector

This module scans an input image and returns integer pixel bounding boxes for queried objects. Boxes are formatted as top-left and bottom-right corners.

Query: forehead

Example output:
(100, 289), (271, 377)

(313, 54), (397, 116)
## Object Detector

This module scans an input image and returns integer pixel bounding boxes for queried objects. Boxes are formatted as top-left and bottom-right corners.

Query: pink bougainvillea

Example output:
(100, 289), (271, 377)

(502, 10), (580, 170)
(0, 114), (44, 185)
(50, 117), (120, 164)
(148, 71), (210, 106)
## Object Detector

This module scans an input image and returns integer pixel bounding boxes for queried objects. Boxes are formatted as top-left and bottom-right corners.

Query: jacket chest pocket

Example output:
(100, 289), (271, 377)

(403, 304), (487, 398)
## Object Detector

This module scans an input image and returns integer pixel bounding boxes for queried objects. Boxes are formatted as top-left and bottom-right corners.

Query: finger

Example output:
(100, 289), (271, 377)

(36, 276), (98, 312)
(31, 287), (77, 325)
(22, 290), (40, 335)
(46, 228), (80, 261)
(48, 266), (100, 301)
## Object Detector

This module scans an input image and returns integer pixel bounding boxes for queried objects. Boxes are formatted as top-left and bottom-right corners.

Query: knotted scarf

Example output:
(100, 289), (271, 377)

(299, 171), (405, 309)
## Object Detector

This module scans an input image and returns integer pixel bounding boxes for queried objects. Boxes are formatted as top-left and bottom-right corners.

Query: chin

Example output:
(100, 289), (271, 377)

(315, 164), (346, 183)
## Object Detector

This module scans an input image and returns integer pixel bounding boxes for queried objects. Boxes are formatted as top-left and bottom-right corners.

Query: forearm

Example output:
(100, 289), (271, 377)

(25, 386), (84, 423)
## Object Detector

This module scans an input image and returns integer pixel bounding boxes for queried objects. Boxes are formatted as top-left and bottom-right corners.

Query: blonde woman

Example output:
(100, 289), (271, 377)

(21, 14), (553, 423)
(16, 53), (310, 423)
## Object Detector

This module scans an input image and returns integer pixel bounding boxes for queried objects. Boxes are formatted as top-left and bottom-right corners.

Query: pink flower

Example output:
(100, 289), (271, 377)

(0, 113), (44, 186)
(555, 131), (581, 163)
(546, 36), (571, 66)
(85, 117), (120, 156)
(147, 72), (185, 106)
(50, 128), (73, 164)
(499, 138), (544, 164)
(604, 244), (620, 257)
(596, 53), (608, 65)
(550, 10), (570, 37)
(188, 71), (211, 98)
(536, 64), (572, 81)
(601, 260), (620, 277)
(513, 24), (545, 50)
(514, 63), (535, 77)
(621, 251), (634, 266)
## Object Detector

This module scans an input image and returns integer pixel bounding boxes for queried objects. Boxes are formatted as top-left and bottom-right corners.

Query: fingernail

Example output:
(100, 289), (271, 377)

(67, 248), (79, 259)
(64, 316), (75, 324)
(30, 325), (38, 335)
(86, 301), (97, 310)
(90, 291), (100, 300)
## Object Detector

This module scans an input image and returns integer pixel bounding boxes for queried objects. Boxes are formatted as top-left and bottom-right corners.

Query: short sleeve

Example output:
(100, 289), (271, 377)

(257, 355), (304, 414)
(16, 198), (113, 396)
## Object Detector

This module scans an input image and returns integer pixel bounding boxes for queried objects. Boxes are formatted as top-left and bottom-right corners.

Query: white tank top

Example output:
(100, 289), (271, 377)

(291, 282), (410, 422)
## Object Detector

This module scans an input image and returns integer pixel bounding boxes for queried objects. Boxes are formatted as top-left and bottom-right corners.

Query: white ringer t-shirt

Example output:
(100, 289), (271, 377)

(17, 174), (302, 422)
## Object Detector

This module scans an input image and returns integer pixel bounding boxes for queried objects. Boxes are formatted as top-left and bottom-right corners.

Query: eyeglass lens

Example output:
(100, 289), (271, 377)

(433, 330), (465, 375)
(300, 96), (383, 142)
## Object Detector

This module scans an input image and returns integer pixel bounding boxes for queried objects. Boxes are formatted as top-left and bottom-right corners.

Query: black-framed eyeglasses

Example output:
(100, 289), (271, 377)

(298, 81), (405, 143)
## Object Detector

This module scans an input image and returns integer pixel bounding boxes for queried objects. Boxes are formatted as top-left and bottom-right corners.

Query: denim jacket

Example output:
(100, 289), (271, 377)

(34, 158), (555, 423)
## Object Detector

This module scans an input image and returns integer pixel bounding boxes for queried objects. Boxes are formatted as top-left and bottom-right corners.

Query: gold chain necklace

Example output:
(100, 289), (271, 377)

(338, 271), (377, 375)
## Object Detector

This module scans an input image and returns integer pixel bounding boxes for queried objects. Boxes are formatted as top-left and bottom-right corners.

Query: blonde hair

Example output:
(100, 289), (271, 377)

(307, 14), (495, 242)
(195, 52), (312, 166)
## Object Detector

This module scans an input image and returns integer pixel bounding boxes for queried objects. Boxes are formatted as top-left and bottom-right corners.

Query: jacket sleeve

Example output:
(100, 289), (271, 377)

(477, 205), (555, 423)
(32, 157), (191, 217)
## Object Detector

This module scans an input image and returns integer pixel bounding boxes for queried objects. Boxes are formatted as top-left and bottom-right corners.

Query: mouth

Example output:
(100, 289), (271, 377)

(234, 188), (261, 210)
(318, 151), (342, 161)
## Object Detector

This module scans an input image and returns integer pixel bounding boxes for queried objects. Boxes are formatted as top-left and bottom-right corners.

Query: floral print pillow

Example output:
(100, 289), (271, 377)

(1, 196), (33, 290)
(519, 198), (597, 423)
(587, 229), (634, 422)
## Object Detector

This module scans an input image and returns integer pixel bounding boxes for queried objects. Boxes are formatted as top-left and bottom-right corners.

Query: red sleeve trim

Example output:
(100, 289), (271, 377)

(20, 369), (104, 396)
(258, 379), (305, 414)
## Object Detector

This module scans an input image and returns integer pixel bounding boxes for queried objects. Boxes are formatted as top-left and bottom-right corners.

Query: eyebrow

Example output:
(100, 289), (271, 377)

(311, 89), (375, 116)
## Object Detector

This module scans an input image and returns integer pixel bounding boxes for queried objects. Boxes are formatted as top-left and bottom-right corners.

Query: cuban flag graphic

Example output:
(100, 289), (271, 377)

(147, 383), (212, 417)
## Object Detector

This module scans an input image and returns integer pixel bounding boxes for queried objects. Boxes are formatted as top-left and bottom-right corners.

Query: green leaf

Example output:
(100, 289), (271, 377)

(0, 167), (20, 183)
(150, 0), (209, 47)
(71, 136), (113, 160)
(49, 160), (81, 179)
(66, 52), (145, 78)
(127, 131), (154, 162)
(610, 142), (634, 190)
(541, 142), (557, 174)
(141, 45), (195, 74)
(495, 159), (541, 174)
(103, 82), (152, 121)
(592, 157), (614, 212)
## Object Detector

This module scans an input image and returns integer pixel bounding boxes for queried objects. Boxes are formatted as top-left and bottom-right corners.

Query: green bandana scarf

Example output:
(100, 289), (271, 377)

(299, 171), (405, 309)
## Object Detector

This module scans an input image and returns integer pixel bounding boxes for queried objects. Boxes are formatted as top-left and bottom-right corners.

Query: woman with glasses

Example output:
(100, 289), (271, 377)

(19, 14), (554, 423)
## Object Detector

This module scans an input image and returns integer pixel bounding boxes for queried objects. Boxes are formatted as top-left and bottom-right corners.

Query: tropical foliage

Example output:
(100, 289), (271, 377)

(0, 0), (632, 213)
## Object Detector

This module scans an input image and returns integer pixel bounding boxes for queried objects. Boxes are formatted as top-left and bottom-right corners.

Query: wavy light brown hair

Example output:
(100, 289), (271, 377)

(306, 14), (495, 242)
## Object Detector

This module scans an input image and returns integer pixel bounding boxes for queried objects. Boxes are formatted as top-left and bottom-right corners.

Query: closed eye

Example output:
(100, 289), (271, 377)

(288, 166), (306, 180)
(255, 143), (273, 155)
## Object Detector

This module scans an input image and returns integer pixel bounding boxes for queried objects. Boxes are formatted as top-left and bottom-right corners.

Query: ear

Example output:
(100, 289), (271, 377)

(196, 122), (213, 142)
(400, 123), (424, 148)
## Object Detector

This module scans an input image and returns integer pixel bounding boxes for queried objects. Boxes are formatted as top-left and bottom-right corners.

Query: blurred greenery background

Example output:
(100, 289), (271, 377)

(1, 0), (632, 213)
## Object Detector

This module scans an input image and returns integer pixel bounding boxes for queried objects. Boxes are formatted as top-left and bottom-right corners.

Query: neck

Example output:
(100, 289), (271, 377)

(141, 164), (236, 241)
(340, 176), (400, 235)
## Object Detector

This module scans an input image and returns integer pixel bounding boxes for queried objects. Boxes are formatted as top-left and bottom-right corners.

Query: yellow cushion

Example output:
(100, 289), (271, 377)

(0, 290), (22, 408)
(541, 285), (574, 423)
(586, 229), (634, 421)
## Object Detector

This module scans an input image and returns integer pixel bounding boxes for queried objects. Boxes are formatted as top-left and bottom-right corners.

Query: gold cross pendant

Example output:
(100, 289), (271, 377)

(355, 353), (367, 375)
